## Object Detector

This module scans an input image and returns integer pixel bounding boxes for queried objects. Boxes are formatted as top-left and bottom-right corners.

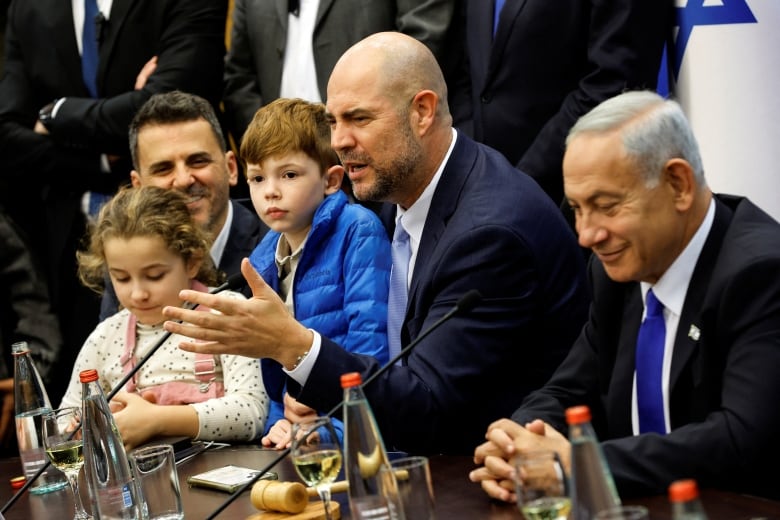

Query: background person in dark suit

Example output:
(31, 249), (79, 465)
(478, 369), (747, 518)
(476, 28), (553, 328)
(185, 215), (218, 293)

(100, 91), (268, 320)
(162, 32), (591, 455)
(0, 0), (228, 402)
(449, 0), (671, 204)
(223, 0), (456, 144)
(0, 206), (62, 457)
(470, 91), (780, 500)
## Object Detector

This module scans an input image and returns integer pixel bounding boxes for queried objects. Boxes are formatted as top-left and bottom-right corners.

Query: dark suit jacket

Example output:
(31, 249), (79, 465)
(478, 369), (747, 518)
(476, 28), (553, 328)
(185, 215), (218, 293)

(0, 0), (227, 400)
(449, 0), (671, 203)
(223, 0), (455, 141)
(512, 195), (780, 499)
(99, 200), (264, 320)
(292, 132), (590, 455)
(0, 0), (226, 193)
(0, 208), (61, 383)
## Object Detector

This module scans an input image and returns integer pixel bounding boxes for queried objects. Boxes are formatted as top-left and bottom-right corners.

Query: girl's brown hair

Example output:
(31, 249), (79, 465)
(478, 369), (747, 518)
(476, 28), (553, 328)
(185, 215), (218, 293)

(77, 185), (221, 293)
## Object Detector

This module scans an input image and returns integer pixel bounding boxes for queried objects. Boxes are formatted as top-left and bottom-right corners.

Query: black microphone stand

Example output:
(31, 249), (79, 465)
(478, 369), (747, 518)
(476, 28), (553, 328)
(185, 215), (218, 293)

(204, 290), (482, 519)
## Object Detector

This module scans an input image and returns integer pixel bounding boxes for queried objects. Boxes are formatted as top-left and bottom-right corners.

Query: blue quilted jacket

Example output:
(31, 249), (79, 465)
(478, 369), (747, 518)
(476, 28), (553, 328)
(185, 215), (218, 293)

(250, 190), (390, 441)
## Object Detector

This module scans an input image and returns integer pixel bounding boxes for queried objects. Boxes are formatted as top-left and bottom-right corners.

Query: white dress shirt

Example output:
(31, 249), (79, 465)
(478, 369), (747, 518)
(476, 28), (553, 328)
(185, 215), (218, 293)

(280, 0), (322, 102)
(632, 198), (716, 434)
(287, 129), (458, 384)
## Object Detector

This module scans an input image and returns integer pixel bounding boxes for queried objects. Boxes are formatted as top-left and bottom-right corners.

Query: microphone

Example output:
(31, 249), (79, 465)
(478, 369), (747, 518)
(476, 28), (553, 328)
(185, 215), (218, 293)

(362, 288), (481, 388)
(204, 290), (483, 519)
(0, 273), (246, 516)
(208, 271), (246, 296)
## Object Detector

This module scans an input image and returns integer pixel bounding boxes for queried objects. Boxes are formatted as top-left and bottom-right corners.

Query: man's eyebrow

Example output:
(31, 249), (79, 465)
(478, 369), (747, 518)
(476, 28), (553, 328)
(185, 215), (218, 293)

(342, 108), (372, 118)
(146, 160), (173, 172)
(579, 191), (623, 206)
(186, 151), (213, 161)
(326, 108), (372, 122)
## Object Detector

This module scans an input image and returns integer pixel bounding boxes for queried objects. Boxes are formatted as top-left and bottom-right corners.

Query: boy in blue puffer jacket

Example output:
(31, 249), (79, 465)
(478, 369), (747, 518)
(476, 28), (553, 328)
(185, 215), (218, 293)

(240, 98), (390, 448)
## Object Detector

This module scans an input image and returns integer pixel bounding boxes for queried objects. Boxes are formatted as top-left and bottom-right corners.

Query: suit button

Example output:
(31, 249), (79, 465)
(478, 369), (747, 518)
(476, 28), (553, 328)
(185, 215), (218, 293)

(481, 94), (492, 103)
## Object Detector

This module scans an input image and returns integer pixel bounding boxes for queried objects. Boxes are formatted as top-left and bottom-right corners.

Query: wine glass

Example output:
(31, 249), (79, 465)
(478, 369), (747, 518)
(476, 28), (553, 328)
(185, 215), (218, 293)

(290, 417), (342, 520)
(42, 407), (92, 519)
(513, 450), (570, 520)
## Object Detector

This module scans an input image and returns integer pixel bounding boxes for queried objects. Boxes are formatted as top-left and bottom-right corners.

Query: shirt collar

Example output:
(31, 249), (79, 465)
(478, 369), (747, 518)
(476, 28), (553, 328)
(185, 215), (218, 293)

(210, 200), (233, 268)
(641, 197), (716, 315)
(275, 233), (308, 278)
(395, 128), (458, 249)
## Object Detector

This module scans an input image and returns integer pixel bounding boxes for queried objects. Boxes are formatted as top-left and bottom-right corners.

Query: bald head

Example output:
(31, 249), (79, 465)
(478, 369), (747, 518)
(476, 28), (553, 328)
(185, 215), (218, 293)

(325, 32), (453, 208)
(329, 32), (451, 123)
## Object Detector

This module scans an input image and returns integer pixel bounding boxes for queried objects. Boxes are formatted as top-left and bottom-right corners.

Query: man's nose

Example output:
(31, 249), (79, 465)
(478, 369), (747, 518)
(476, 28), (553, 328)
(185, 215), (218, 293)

(172, 164), (194, 189)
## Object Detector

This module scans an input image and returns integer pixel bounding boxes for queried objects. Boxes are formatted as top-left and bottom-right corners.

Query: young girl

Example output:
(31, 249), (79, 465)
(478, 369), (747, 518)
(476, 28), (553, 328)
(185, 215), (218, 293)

(59, 186), (268, 449)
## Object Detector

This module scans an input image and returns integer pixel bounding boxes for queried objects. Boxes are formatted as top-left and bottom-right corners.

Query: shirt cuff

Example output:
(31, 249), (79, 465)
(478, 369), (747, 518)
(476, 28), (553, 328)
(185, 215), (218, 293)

(51, 97), (67, 117)
(283, 329), (320, 387)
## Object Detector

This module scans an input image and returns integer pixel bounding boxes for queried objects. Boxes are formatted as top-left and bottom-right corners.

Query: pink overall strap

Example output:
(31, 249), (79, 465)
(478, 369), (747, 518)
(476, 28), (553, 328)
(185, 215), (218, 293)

(120, 280), (220, 393)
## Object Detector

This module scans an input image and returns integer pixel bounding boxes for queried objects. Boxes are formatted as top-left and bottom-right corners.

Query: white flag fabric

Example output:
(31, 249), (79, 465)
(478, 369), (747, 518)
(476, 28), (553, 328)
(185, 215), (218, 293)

(671, 0), (780, 221)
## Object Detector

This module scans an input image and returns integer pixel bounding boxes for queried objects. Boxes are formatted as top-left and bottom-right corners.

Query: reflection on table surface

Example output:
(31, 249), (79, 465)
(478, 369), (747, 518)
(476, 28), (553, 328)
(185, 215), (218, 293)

(1, 445), (778, 519)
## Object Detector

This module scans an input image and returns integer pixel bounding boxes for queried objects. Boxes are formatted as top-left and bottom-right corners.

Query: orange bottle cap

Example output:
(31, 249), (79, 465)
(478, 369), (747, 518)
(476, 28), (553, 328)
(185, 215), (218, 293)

(79, 369), (99, 383)
(10, 476), (26, 490)
(669, 479), (699, 502)
(565, 405), (591, 425)
(340, 372), (362, 388)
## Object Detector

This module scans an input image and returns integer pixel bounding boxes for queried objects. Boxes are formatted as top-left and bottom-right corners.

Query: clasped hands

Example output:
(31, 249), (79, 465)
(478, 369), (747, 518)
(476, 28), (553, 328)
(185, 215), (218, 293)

(469, 418), (572, 503)
(109, 390), (165, 450)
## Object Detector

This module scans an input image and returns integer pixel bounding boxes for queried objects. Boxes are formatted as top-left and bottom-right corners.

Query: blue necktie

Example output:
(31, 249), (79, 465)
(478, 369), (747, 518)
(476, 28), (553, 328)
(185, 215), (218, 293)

(636, 289), (666, 434)
(494, 0), (506, 36)
(82, 0), (100, 97)
(387, 220), (411, 361)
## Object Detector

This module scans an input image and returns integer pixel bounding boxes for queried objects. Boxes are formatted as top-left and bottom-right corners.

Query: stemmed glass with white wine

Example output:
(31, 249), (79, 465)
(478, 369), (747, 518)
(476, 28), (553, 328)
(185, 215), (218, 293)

(514, 450), (570, 520)
(291, 417), (342, 520)
(42, 406), (92, 519)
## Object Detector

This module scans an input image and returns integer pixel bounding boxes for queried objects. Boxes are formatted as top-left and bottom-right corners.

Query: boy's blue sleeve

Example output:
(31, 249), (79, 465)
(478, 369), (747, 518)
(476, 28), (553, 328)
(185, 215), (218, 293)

(329, 416), (344, 446)
(340, 213), (392, 364)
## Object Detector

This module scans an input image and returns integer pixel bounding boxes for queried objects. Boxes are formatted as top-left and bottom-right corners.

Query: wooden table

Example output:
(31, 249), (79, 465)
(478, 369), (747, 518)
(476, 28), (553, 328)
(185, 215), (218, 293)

(1, 446), (778, 519)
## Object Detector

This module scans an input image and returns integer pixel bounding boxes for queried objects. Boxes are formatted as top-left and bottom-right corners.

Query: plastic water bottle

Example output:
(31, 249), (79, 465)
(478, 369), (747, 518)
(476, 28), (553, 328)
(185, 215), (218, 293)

(341, 372), (404, 520)
(669, 479), (709, 519)
(80, 368), (141, 519)
(566, 405), (621, 520)
(12, 341), (68, 494)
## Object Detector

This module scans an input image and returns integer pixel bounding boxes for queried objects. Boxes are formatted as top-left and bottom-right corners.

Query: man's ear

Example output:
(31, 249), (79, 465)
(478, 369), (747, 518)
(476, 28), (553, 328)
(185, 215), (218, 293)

(130, 170), (142, 187)
(410, 89), (438, 137)
(324, 165), (344, 195)
(226, 150), (239, 187)
(663, 158), (696, 212)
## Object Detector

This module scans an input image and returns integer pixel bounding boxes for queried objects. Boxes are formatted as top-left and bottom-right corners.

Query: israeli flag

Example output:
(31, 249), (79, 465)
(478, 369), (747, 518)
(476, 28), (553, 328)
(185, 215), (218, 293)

(664, 0), (780, 222)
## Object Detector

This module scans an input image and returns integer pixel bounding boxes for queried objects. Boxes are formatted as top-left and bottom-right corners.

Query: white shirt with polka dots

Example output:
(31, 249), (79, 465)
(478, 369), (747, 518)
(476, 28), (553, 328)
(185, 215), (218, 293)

(59, 290), (269, 442)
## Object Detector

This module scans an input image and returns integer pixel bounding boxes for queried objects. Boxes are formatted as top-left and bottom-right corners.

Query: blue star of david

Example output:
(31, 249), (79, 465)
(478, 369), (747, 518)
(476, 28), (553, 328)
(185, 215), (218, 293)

(673, 0), (757, 78)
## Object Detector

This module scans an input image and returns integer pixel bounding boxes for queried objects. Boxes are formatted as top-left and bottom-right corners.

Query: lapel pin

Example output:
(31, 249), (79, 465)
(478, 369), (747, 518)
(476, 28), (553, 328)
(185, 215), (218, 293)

(688, 324), (701, 341)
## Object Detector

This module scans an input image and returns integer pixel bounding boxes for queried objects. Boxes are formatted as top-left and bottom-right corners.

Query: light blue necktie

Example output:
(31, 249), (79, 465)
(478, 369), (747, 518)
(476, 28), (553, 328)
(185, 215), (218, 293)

(636, 289), (666, 434)
(387, 220), (411, 361)
(82, 0), (100, 97)
(493, 0), (506, 36)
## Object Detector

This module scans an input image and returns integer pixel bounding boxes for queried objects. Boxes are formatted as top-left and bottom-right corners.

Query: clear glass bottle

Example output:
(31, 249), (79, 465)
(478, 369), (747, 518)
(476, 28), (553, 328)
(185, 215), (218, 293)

(566, 405), (621, 520)
(80, 368), (141, 519)
(341, 372), (404, 520)
(669, 479), (709, 519)
(12, 341), (68, 494)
